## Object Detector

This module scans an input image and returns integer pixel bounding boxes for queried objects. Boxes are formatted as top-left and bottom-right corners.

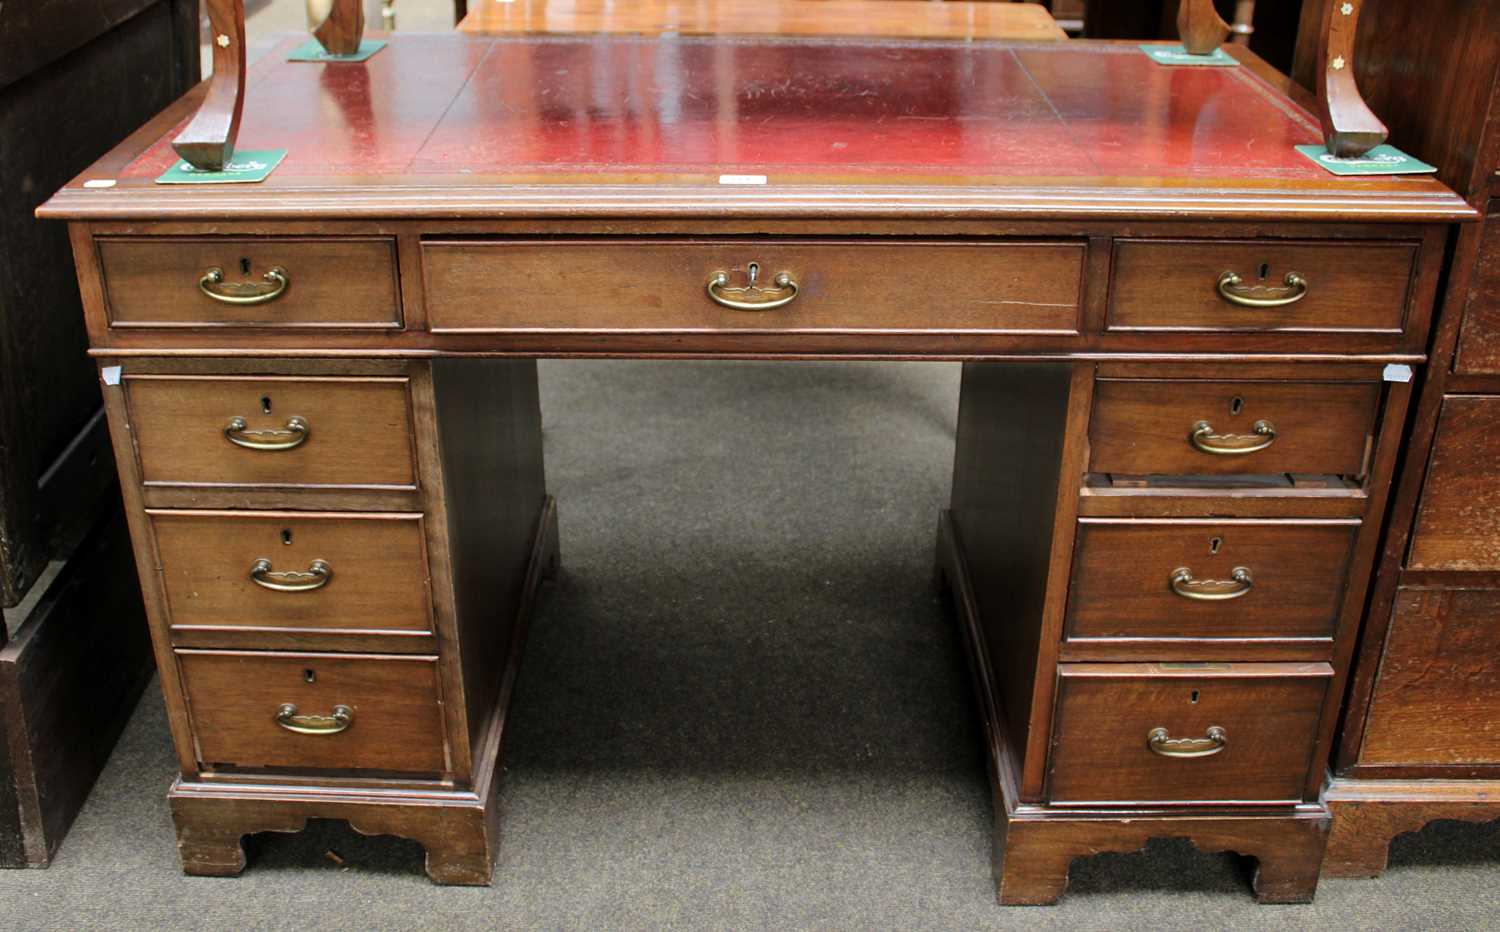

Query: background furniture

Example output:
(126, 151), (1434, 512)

(0, 0), (196, 868)
(1284, 0), (1500, 878)
(41, 31), (1467, 901)
(457, 0), (1067, 41)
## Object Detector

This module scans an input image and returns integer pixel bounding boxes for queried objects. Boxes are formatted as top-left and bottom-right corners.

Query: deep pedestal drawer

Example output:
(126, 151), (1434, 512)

(178, 650), (449, 774)
(1046, 662), (1332, 805)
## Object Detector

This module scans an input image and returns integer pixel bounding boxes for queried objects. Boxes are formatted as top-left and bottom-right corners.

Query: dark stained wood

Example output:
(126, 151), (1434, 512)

(1324, 777), (1500, 878)
(940, 514), (1330, 905)
(1088, 378), (1381, 478)
(1048, 662), (1332, 804)
(1406, 396), (1500, 571)
(173, 0), (245, 172)
(178, 650), (448, 773)
(1355, 588), (1500, 767)
(0, 507), (150, 867)
(1455, 207), (1500, 375)
(1177, 0), (1230, 54)
(97, 237), (401, 329)
(149, 510), (434, 640)
(311, 0), (365, 56)
(122, 374), (417, 490)
(1067, 519), (1357, 643)
(422, 239), (1085, 334)
(1107, 239), (1417, 334)
(948, 362), (1078, 803)
(1314, 0), (1386, 157)
(459, 0), (1069, 40)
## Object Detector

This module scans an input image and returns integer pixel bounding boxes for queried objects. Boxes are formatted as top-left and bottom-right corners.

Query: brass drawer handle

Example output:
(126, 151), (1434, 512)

(251, 558), (332, 592)
(1148, 726), (1227, 758)
(1170, 566), (1253, 601)
(1190, 419), (1275, 455)
(275, 703), (352, 735)
(1217, 270), (1307, 308)
(199, 266), (289, 305)
(707, 263), (799, 311)
(225, 415), (309, 451)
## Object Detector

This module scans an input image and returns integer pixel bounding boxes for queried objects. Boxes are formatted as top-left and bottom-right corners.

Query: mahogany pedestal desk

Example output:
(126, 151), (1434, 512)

(40, 34), (1472, 904)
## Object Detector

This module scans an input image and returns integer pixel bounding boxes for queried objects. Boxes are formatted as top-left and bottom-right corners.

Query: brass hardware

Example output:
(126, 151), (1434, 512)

(224, 415), (309, 451)
(1147, 725), (1227, 758)
(1190, 419), (1276, 455)
(250, 558), (332, 592)
(706, 263), (799, 311)
(275, 703), (352, 735)
(1170, 566), (1254, 601)
(199, 266), (289, 305)
(1216, 270), (1308, 308)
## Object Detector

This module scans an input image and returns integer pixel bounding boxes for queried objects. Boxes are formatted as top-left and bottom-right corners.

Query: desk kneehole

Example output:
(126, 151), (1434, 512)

(419, 238), (1086, 333)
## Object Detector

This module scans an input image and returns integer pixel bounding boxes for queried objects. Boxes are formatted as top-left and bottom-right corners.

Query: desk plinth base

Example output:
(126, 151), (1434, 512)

(168, 496), (559, 886)
(936, 510), (1330, 905)
(1323, 776), (1500, 878)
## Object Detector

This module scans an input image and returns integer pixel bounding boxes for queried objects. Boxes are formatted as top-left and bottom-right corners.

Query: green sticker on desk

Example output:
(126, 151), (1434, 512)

(156, 149), (287, 185)
(287, 39), (387, 63)
(1295, 144), (1437, 176)
(1140, 44), (1239, 67)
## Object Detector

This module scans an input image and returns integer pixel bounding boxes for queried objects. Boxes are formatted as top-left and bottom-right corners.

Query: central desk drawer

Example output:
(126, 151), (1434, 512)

(178, 650), (448, 774)
(123, 374), (417, 489)
(1047, 663), (1331, 804)
(1089, 378), (1380, 477)
(421, 239), (1084, 332)
(151, 511), (434, 640)
(1067, 519), (1357, 642)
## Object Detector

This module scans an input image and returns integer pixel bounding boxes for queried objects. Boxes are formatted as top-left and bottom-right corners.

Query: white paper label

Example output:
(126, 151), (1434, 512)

(101, 365), (122, 386)
(718, 174), (768, 186)
(1382, 363), (1413, 383)
(83, 179), (117, 189)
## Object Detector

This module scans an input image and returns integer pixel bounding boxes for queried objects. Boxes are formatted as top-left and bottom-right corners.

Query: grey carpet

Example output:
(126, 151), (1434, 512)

(3, 360), (1498, 930)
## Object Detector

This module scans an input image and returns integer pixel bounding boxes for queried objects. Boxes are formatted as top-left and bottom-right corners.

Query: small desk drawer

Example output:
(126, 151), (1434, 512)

(1108, 239), (1416, 333)
(1047, 663), (1331, 804)
(178, 650), (449, 774)
(1088, 378), (1380, 477)
(421, 238), (1084, 333)
(96, 237), (401, 329)
(1067, 519), (1357, 643)
(123, 374), (417, 489)
(152, 511), (433, 640)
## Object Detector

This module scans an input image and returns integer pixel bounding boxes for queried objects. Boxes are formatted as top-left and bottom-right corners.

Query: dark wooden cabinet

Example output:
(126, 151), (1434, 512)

(0, 0), (197, 867)
(1290, 0), (1500, 879)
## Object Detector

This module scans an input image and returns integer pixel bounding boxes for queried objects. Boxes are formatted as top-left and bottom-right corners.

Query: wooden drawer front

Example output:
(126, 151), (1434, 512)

(421, 239), (1084, 333)
(1108, 240), (1415, 333)
(1409, 396), (1500, 571)
(152, 511), (432, 639)
(124, 375), (416, 489)
(1068, 520), (1356, 642)
(1048, 663), (1331, 804)
(97, 237), (401, 329)
(1360, 588), (1500, 766)
(1089, 379), (1380, 477)
(179, 651), (448, 773)
(1453, 207), (1500, 374)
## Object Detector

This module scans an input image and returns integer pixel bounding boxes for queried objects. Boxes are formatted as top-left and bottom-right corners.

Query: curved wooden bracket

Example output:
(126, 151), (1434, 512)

(171, 0), (246, 172)
(1177, 0), (1231, 55)
(1317, 0), (1387, 157)
(309, 0), (367, 56)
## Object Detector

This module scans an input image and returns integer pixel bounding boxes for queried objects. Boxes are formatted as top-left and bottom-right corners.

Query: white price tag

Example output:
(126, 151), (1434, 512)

(1382, 363), (1413, 383)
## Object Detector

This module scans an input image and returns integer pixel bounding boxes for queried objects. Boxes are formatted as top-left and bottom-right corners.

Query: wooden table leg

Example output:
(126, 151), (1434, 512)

(310, 0), (366, 56)
(171, 0), (245, 172)
(1178, 0), (1231, 54)
(1317, 0), (1387, 157)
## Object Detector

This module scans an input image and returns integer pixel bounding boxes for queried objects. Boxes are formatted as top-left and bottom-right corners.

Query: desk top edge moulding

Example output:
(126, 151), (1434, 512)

(33, 0), (1479, 910)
